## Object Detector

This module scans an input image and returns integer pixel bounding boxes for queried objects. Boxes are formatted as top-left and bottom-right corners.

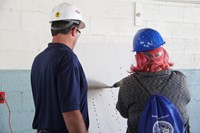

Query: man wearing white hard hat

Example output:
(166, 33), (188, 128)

(31, 2), (89, 133)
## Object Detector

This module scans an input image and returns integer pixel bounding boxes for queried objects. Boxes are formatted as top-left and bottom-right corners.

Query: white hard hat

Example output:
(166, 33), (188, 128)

(50, 2), (85, 29)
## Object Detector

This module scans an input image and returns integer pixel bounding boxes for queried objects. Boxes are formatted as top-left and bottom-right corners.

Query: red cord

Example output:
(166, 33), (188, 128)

(2, 95), (13, 133)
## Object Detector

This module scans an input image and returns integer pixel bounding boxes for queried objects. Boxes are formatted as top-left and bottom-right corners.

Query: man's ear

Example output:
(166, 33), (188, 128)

(71, 27), (76, 37)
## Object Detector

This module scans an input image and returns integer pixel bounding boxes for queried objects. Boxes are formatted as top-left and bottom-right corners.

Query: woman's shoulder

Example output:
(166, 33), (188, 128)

(171, 70), (186, 78)
(121, 74), (138, 87)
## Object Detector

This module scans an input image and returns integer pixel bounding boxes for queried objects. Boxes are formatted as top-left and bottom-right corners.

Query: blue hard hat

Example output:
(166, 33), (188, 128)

(132, 28), (165, 52)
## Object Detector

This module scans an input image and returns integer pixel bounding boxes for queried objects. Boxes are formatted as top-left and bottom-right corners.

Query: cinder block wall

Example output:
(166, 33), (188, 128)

(1, 0), (200, 70)
(0, 0), (200, 133)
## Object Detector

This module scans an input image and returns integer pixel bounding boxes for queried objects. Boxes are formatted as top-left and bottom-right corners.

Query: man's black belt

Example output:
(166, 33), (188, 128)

(37, 130), (47, 133)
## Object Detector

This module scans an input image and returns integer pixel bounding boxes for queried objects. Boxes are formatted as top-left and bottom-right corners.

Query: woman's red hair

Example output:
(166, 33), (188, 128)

(130, 47), (173, 73)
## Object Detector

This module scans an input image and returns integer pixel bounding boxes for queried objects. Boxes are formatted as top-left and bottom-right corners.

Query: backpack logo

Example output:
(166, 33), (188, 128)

(153, 121), (174, 133)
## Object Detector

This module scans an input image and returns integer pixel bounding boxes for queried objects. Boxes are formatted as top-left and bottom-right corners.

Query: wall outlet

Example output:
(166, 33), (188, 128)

(0, 91), (5, 104)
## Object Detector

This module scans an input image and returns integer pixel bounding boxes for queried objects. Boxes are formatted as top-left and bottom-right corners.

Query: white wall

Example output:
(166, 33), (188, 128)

(0, 0), (200, 132)
(1, 0), (200, 70)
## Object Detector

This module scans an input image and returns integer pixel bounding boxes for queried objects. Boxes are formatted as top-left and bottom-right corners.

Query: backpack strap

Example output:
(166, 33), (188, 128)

(134, 75), (152, 95)
(133, 72), (173, 95)
(184, 119), (189, 132)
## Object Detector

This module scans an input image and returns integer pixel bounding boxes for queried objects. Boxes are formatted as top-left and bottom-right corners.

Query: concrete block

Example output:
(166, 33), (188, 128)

(146, 22), (172, 38)
(10, 111), (34, 131)
(21, 11), (49, 33)
(105, 35), (121, 44)
(0, 71), (31, 91)
(194, 54), (200, 69)
(0, 30), (39, 52)
(143, 3), (160, 21)
(185, 39), (200, 55)
(76, 0), (106, 17)
(20, 51), (39, 69)
(0, 50), (21, 69)
(0, 111), (10, 133)
(118, 35), (133, 44)
(90, 17), (120, 35)
(5, 90), (23, 112)
(170, 53), (195, 69)
(0, 0), (22, 11)
(14, 130), (36, 133)
(194, 23), (200, 38)
(37, 32), (52, 50)
(184, 7), (200, 23)
(188, 117), (200, 133)
(21, 0), (48, 12)
(103, 1), (133, 19)
(171, 22), (196, 39)
(158, 5), (184, 22)
(78, 34), (105, 44)
(22, 90), (34, 112)
(118, 19), (134, 36)
(0, 101), (7, 113)
(165, 38), (192, 54)
(0, 9), (22, 31)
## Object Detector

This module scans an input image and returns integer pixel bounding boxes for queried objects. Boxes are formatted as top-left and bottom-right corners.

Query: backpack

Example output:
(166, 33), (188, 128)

(134, 74), (185, 133)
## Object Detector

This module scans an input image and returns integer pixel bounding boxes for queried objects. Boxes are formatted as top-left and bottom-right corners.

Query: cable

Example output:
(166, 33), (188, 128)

(2, 95), (13, 133)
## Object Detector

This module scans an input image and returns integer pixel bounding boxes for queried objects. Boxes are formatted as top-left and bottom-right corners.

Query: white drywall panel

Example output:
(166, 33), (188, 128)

(88, 86), (127, 133)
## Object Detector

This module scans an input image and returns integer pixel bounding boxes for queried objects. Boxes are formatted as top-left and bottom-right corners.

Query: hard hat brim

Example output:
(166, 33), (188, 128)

(79, 21), (85, 29)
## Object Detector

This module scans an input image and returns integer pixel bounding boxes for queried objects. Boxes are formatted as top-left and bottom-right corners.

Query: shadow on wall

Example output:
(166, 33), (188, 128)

(88, 79), (111, 90)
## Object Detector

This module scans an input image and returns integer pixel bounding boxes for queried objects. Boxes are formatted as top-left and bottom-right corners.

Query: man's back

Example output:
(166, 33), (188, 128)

(31, 43), (89, 132)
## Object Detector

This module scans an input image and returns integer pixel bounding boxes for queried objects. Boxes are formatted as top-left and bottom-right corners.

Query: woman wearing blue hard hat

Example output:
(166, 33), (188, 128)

(116, 28), (191, 133)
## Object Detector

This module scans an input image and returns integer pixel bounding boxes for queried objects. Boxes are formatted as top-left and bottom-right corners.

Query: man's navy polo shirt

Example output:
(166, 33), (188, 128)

(31, 43), (89, 132)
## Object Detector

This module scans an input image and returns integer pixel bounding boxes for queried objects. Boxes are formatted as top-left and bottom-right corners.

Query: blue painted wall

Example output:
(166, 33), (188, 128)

(182, 70), (200, 133)
(0, 70), (199, 133)
(0, 70), (35, 133)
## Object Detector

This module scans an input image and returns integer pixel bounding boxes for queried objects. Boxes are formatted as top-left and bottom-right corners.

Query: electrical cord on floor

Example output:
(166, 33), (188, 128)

(2, 95), (13, 133)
